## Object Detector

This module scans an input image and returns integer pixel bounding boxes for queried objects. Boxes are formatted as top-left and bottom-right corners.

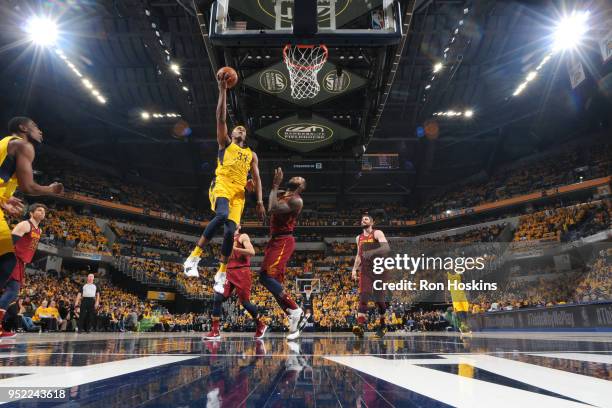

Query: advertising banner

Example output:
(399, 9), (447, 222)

(256, 113), (357, 153)
(243, 62), (367, 106)
(468, 302), (612, 331)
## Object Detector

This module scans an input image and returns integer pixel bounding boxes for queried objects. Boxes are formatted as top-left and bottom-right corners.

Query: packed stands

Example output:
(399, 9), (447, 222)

(43, 208), (110, 254)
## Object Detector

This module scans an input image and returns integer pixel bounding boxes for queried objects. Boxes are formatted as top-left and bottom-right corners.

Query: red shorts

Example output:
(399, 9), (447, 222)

(260, 235), (295, 283)
(9, 259), (25, 285)
(223, 267), (252, 301)
(359, 272), (374, 294)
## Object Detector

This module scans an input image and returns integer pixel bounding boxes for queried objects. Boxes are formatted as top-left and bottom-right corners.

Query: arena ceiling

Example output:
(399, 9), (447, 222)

(0, 0), (607, 205)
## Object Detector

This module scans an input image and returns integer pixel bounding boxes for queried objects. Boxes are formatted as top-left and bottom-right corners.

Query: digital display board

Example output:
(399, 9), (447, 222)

(361, 154), (399, 170)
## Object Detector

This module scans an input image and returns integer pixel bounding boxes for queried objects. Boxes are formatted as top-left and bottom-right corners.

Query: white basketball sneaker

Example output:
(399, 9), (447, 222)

(213, 271), (226, 294)
(183, 256), (200, 277)
(286, 308), (305, 340)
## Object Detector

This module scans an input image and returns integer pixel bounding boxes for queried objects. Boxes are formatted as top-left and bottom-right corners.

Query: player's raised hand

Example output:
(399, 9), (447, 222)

(272, 167), (284, 188)
(217, 72), (229, 90)
(0, 196), (24, 217)
(351, 268), (358, 280)
(49, 182), (64, 195)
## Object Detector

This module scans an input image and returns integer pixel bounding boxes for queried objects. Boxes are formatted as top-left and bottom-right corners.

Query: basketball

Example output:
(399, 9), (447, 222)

(217, 66), (238, 89)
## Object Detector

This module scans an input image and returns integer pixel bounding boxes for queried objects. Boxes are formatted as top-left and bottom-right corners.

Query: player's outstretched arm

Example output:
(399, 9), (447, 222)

(250, 152), (265, 220)
(216, 75), (231, 149)
(268, 167), (303, 215)
(15, 142), (63, 196)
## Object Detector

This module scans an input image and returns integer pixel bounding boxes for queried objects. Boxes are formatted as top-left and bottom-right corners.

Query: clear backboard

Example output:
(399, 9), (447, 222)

(209, 0), (402, 46)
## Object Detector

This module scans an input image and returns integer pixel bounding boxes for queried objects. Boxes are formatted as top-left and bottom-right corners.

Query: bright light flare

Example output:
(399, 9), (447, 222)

(433, 62), (443, 73)
(26, 16), (58, 46)
(553, 11), (589, 52)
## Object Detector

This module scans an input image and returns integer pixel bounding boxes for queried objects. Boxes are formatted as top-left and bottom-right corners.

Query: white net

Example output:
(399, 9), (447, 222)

(283, 44), (328, 99)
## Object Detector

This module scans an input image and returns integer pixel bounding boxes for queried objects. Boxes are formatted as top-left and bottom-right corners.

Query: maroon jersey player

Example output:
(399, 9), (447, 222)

(0, 203), (46, 338)
(259, 167), (306, 340)
(351, 214), (390, 338)
(204, 225), (268, 340)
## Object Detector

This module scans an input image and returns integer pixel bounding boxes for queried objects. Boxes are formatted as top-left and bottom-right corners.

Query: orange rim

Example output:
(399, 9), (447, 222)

(283, 44), (328, 71)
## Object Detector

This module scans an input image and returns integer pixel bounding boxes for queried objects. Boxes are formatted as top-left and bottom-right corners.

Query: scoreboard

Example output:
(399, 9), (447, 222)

(361, 153), (399, 170)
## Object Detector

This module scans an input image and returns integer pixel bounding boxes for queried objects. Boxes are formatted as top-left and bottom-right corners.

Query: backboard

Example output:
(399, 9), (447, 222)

(209, 0), (402, 46)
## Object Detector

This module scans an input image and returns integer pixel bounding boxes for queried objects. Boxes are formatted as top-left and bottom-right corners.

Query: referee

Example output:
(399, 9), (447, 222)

(76, 274), (100, 333)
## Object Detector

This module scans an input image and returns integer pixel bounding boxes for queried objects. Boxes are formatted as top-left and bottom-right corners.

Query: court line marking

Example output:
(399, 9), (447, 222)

(0, 355), (198, 389)
(326, 355), (590, 408)
(528, 352), (612, 365)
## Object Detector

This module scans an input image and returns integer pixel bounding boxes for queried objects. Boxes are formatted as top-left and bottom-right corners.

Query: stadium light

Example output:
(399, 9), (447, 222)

(525, 71), (537, 82)
(141, 112), (150, 120)
(465, 110), (473, 118)
(553, 11), (589, 52)
(433, 62), (443, 73)
(170, 63), (180, 75)
(26, 16), (58, 46)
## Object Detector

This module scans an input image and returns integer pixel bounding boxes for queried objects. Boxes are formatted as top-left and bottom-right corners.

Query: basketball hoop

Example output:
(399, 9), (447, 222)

(283, 44), (328, 99)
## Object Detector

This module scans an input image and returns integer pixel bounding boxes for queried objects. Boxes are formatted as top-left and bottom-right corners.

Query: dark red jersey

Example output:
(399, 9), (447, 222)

(15, 221), (41, 263)
(227, 233), (251, 269)
(358, 229), (380, 263)
(269, 193), (301, 235)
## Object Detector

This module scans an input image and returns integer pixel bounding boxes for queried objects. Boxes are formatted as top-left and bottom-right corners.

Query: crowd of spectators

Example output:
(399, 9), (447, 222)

(514, 201), (610, 242)
(5, 270), (213, 334)
(418, 142), (611, 221)
(42, 208), (110, 254)
(470, 248), (611, 312)
(35, 152), (206, 221)
(0, 136), (607, 334)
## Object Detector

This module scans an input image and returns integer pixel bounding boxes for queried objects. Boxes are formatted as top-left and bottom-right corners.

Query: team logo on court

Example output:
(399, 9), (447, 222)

(278, 123), (334, 144)
(323, 71), (351, 93)
(259, 70), (287, 93)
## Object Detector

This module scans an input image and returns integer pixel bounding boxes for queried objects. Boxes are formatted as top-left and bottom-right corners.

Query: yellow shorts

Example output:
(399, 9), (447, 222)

(209, 180), (245, 225)
(0, 210), (13, 257)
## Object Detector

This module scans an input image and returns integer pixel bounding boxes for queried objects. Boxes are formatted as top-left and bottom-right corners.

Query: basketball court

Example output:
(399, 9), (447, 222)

(0, 0), (610, 406)
(1, 332), (611, 406)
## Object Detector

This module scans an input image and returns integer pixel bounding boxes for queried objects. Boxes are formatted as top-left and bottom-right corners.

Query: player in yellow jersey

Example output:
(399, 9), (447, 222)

(184, 70), (265, 294)
(0, 117), (64, 336)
